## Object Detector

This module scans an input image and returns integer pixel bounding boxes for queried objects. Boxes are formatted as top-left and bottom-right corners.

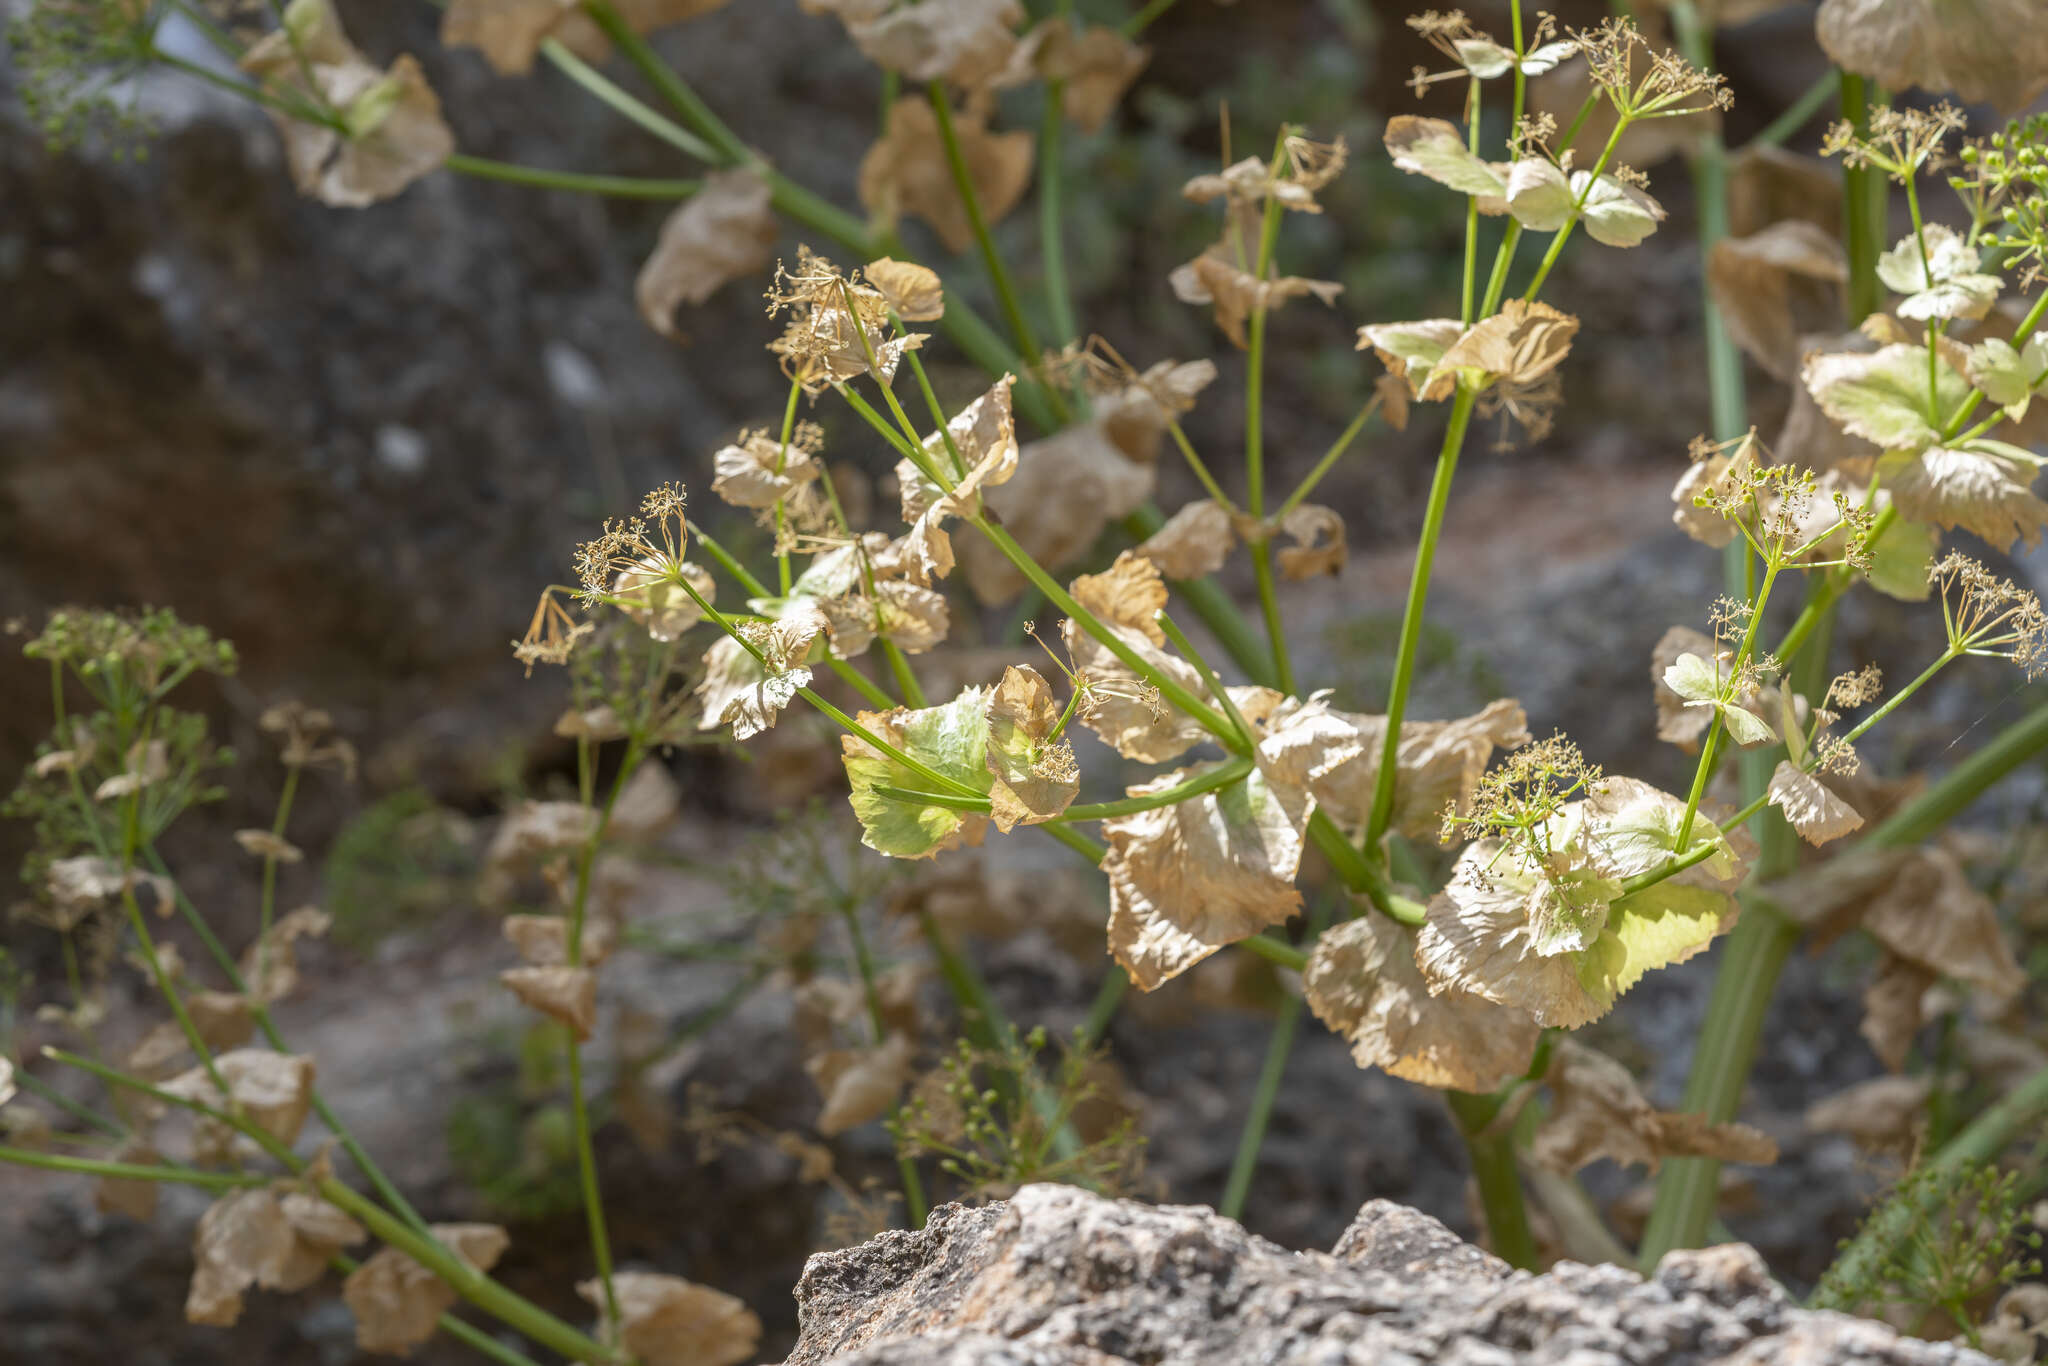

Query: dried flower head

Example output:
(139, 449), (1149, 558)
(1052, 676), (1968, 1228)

(1821, 103), (1966, 179)
(1573, 17), (1730, 119)
(1930, 552), (2048, 677)
(767, 250), (929, 392)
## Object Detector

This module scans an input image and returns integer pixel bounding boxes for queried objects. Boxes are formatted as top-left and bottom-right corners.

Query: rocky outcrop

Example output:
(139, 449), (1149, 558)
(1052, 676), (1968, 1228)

(784, 1184), (1981, 1366)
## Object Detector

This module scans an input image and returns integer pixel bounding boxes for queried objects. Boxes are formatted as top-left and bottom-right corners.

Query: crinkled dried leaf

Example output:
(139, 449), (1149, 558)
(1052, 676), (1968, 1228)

(187, 1188), (296, 1326)
(841, 0), (1021, 87)
(1708, 221), (1848, 381)
(94, 1140), (161, 1222)
(344, 1224), (510, 1356)
(243, 2), (453, 209)
(1571, 171), (1667, 248)
(1384, 115), (1507, 198)
(1275, 503), (1345, 579)
(863, 256), (945, 320)
(1171, 249), (1342, 350)
(1862, 952), (1936, 1072)
(129, 990), (256, 1075)
(1028, 20), (1149, 133)
(1061, 618), (1210, 764)
(895, 377), (1019, 586)
(1878, 224), (2002, 322)
(614, 560), (716, 642)
(238, 906), (331, 1005)
(1259, 696), (1529, 842)
(960, 420), (1155, 602)
(1104, 761), (1310, 991)
(860, 96), (1032, 253)
(205, 1049), (319, 1147)
(1860, 846), (2026, 1004)
(1304, 911), (1540, 1092)
(1357, 318), (1463, 403)
(1803, 343), (1965, 453)
(713, 432), (819, 512)
(1804, 1073), (1933, 1154)
(1816, 0), (2048, 114)
(1533, 1040), (1777, 1175)
(842, 688), (994, 859)
(1435, 300), (1579, 391)
(501, 965), (597, 1041)
(272, 1190), (368, 1293)
(1070, 550), (1167, 644)
(1766, 760), (1865, 845)
(720, 600), (828, 740)
(578, 1272), (762, 1366)
(1880, 440), (2048, 552)
(234, 829), (304, 864)
(806, 1032), (914, 1135)
(503, 913), (612, 968)
(439, 0), (586, 75)
(1138, 499), (1235, 580)
(984, 665), (1078, 832)
(875, 579), (950, 653)
(636, 168), (777, 341)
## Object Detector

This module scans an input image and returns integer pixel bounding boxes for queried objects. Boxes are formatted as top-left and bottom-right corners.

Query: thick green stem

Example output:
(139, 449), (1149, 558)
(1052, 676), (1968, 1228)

(1038, 17), (1078, 350)
(445, 155), (699, 199)
(1219, 960), (1305, 1220)
(1446, 1089), (1539, 1270)
(1363, 384), (1479, 852)
(0, 1147), (262, 1189)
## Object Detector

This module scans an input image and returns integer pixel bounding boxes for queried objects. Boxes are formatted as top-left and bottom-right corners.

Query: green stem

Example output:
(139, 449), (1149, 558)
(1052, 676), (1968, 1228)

(1122, 0), (1180, 35)
(1521, 116), (1632, 300)
(1446, 1088), (1539, 1270)
(1363, 384), (1479, 852)
(539, 35), (718, 162)
(1275, 395), (1381, 520)
(1062, 755), (1255, 821)
(1742, 69), (1841, 153)
(1233, 933), (1307, 972)
(1218, 958), (1305, 1219)
(1117, 508), (1274, 684)
(0, 1146), (263, 1189)
(1039, 19), (1078, 350)
(837, 900), (927, 1227)
(445, 155), (699, 199)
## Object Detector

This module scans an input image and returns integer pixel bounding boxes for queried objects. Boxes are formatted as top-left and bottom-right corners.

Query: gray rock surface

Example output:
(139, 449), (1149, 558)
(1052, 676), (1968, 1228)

(783, 1185), (1982, 1366)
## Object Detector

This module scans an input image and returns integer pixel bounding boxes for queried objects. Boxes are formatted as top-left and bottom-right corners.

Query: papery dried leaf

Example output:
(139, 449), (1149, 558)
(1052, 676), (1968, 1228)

(164, 1049), (318, 1149)
(500, 965), (597, 1041)
(242, 2), (454, 209)
(1708, 222), (1849, 381)
(713, 433), (820, 513)
(1304, 911), (1540, 1092)
(1259, 696), (1529, 842)
(440, 0), (580, 76)
(875, 580), (950, 653)
(1103, 761), (1310, 991)
(1030, 20), (1149, 133)
(578, 1272), (762, 1366)
(1651, 626), (1719, 750)
(806, 1033), (914, 1134)
(1061, 618), (1211, 763)
(960, 422), (1156, 601)
(860, 97), (1033, 253)
(128, 990), (256, 1075)
(1728, 145), (1843, 240)
(863, 257), (945, 320)
(344, 1224), (509, 1356)
(234, 829), (304, 864)
(1357, 318), (1466, 403)
(1532, 1040), (1778, 1175)
(842, 689), (994, 859)
(485, 802), (598, 893)
(895, 377), (1019, 586)
(1172, 248), (1341, 349)
(613, 560), (716, 642)
(841, 0), (1022, 86)
(720, 601), (828, 741)
(607, 760), (681, 844)
(1070, 550), (1167, 645)
(1138, 499), (1236, 580)
(239, 906), (332, 1005)
(1862, 953), (1937, 1072)
(1859, 846), (2026, 1004)
(1275, 504), (1346, 580)
(273, 1190), (368, 1293)
(503, 913), (612, 967)
(1880, 441), (2048, 552)
(1804, 1073), (1933, 1155)
(1435, 300), (1579, 390)
(186, 1188), (295, 1326)
(983, 664), (1078, 831)
(1816, 0), (2048, 114)
(1766, 760), (1865, 845)
(94, 1140), (160, 1222)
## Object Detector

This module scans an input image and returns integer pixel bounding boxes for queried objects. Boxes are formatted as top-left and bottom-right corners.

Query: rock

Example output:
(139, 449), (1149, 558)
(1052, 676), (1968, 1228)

(784, 1185), (1983, 1366)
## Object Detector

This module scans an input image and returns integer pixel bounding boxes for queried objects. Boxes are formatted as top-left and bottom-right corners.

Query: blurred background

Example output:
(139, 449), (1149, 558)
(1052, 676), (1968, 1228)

(3, 0), (2045, 1361)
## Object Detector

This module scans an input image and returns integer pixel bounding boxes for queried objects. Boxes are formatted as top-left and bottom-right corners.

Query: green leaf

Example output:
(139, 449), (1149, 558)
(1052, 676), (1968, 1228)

(1570, 172), (1664, 248)
(1504, 159), (1573, 232)
(1865, 511), (1938, 602)
(1527, 868), (1623, 956)
(1384, 115), (1506, 199)
(1718, 702), (1778, 747)
(1575, 883), (1732, 1016)
(1964, 335), (2048, 419)
(1660, 652), (1720, 704)
(1802, 344), (1959, 453)
(843, 688), (994, 859)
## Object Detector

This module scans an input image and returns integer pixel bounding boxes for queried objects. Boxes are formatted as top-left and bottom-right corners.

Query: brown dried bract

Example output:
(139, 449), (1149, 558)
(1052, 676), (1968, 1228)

(863, 257), (946, 321)
(1275, 504), (1346, 580)
(1816, 0), (2048, 115)
(860, 97), (1033, 254)
(501, 965), (598, 1041)
(806, 1032), (914, 1134)
(837, 0), (1023, 88)
(1304, 911), (1541, 1092)
(1138, 500), (1235, 580)
(637, 169), (779, 342)
(577, 1272), (762, 1366)
(343, 1224), (510, 1356)
(1765, 760), (1865, 846)
(1708, 222), (1849, 382)
(1532, 1041), (1778, 1175)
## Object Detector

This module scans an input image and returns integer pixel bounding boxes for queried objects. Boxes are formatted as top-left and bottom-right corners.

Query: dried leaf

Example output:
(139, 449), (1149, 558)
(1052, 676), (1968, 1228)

(1275, 503), (1346, 579)
(503, 913), (612, 968)
(960, 421), (1155, 602)
(806, 1033), (914, 1135)
(1138, 499), (1235, 580)
(1766, 761), (1865, 845)
(983, 665), (1078, 831)
(1880, 440), (2048, 552)
(895, 377), (1020, 586)
(94, 1140), (161, 1223)
(578, 1272), (762, 1366)
(863, 257), (945, 320)
(164, 1049), (318, 1150)
(637, 169), (778, 341)
(344, 1224), (510, 1356)
(1435, 300), (1579, 390)
(1533, 1040), (1778, 1175)
(0, 1056), (13, 1109)
(186, 1188), (296, 1326)
(841, 0), (1022, 87)
(1862, 953), (1938, 1072)
(861, 96), (1032, 253)
(1816, 0), (2048, 114)
(1070, 550), (1168, 645)
(500, 965), (598, 1041)
(440, 0), (580, 76)
(1728, 145), (1842, 240)
(239, 906), (331, 1005)
(1570, 172), (1666, 248)
(1384, 115), (1507, 198)
(242, 1), (453, 208)
(1804, 1073), (1933, 1155)
(1860, 847), (2026, 1004)
(1104, 761), (1310, 991)
(1651, 626), (1719, 750)
(1061, 617), (1210, 764)
(1028, 20), (1149, 133)
(1304, 911), (1540, 1092)
(1803, 343), (1965, 454)
(1357, 318), (1465, 402)
(128, 990), (256, 1076)
(1708, 221), (1848, 381)
(1171, 244), (1341, 350)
